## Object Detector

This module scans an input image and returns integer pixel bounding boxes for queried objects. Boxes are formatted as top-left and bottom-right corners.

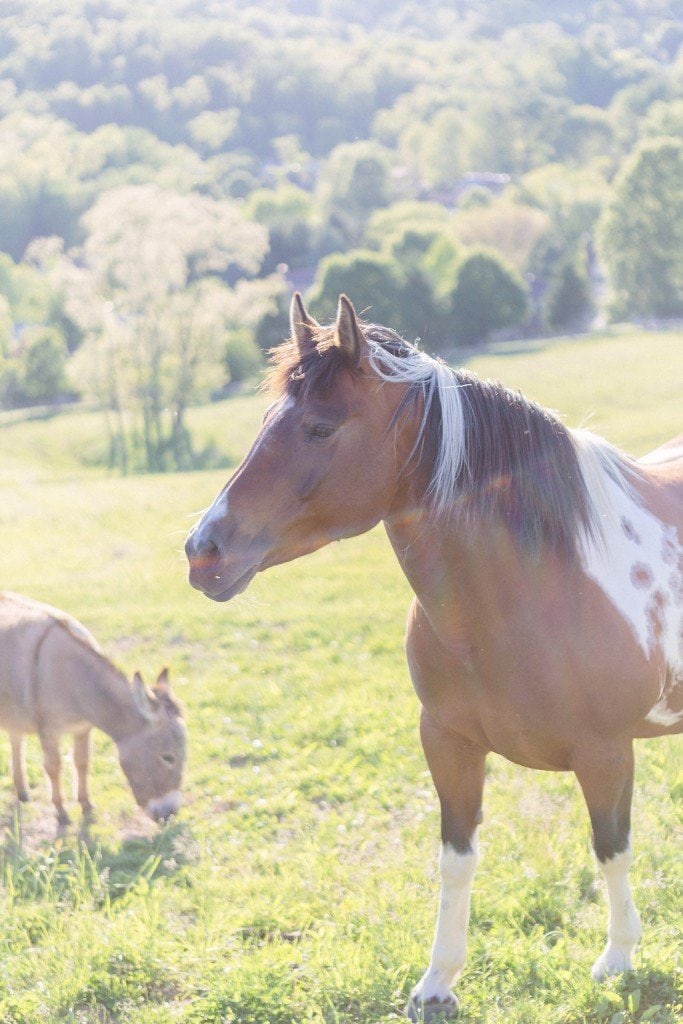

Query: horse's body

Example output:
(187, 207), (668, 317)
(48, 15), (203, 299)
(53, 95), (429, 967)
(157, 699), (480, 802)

(185, 295), (682, 1019)
(0, 592), (186, 825)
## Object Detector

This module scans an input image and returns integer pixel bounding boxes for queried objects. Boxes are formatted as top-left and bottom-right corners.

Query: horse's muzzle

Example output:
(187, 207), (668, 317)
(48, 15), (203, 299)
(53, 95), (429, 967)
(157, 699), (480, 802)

(185, 531), (258, 601)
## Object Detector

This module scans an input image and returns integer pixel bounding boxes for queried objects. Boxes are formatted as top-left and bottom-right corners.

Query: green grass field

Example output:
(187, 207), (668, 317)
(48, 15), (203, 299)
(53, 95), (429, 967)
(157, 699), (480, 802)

(0, 326), (681, 1024)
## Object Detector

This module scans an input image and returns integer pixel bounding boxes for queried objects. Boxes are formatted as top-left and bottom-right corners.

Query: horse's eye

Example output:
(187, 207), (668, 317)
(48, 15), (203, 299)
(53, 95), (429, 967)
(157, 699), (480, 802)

(161, 753), (176, 765)
(309, 423), (336, 440)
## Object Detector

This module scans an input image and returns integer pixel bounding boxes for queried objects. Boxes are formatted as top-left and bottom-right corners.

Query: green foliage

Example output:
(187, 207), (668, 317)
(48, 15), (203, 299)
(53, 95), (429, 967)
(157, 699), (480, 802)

(224, 332), (262, 386)
(16, 328), (69, 403)
(598, 137), (683, 318)
(246, 184), (316, 271)
(307, 249), (405, 324)
(450, 249), (529, 344)
(316, 141), (396, 248)
(0, 0), (681, 438)
(545, 258), (593, 332)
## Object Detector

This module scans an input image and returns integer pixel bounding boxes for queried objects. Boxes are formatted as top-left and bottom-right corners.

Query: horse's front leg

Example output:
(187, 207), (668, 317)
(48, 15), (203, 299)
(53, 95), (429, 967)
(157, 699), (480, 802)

(574, 740), (641, 980)
(406, 711), (487, 1022)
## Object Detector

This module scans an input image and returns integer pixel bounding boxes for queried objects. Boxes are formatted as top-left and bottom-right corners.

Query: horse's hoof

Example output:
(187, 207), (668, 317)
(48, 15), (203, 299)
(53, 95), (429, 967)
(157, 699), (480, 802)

(56, 808), (71, 827)
(16, 789), (30, 803)
(591, 950), (632, 981)
(81, 803), (96, 823)
(405, 993), (459, 1021)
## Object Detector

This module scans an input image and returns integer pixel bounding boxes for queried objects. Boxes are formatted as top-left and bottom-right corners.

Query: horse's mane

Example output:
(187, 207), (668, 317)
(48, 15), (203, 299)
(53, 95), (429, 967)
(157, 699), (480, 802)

(264, 323), (638, 560)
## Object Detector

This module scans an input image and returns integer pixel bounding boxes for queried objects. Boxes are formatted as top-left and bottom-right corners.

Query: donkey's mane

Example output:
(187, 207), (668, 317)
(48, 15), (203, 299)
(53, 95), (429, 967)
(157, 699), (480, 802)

(265, 323), (638, 559)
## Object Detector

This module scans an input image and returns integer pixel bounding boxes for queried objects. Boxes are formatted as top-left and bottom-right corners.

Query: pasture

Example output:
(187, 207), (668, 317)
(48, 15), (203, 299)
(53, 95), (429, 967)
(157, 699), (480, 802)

(0, 326), (681, 1024)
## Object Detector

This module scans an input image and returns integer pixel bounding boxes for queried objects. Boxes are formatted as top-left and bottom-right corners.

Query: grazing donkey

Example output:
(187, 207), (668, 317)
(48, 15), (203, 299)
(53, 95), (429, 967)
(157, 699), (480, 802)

(0, 592), (187, 825)
(186, 294), (682, 1019)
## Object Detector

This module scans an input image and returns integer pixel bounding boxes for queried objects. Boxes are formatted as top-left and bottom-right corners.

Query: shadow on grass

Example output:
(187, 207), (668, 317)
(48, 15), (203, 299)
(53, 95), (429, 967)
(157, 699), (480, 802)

(0, 802), (196, 906)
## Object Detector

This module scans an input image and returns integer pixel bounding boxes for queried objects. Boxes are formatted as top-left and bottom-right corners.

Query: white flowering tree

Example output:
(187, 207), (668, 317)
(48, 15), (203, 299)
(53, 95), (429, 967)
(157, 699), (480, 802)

(61, 184), (269, 471)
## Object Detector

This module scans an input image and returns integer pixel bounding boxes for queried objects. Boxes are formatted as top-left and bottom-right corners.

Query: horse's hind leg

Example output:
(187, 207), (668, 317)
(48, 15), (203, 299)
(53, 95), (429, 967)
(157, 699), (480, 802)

(574, 741), (641, 980)
(39, 730), (70, 827)
(10, 732), (29, 802)
(74, 729), (95, 820)
(406, 712), (487, 1022)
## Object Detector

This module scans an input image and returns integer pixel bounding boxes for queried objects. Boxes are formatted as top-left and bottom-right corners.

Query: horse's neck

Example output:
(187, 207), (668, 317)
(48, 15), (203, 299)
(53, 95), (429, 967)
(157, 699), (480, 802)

(46, 630), (145, 743)
(384, 508), (568, 648)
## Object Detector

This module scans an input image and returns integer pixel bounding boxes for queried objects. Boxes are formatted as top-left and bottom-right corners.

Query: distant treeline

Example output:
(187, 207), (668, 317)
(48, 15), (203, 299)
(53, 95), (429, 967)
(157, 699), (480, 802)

(0, 0), (681, 468)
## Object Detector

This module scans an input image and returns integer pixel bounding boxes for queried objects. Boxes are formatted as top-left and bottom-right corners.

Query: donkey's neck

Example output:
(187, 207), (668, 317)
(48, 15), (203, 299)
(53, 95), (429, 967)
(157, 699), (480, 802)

(55, 635), (148, 743)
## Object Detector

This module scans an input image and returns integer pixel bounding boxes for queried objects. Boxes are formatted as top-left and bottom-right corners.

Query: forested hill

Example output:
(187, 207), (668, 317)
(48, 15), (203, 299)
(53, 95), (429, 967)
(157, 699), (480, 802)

(0, 0), (681, 468)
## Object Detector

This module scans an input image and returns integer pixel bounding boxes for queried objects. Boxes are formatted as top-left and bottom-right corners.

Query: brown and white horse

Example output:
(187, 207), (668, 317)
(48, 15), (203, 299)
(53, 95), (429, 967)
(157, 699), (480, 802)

(185, 294), (682, 1020)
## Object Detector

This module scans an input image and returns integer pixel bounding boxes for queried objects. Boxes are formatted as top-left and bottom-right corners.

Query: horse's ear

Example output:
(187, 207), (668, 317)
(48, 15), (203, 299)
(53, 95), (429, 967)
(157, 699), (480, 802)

(334, 294), (366, 366)
(154, 667), (170, 695)
(132, 672), (155, 719)
(289, 292), (319, 355)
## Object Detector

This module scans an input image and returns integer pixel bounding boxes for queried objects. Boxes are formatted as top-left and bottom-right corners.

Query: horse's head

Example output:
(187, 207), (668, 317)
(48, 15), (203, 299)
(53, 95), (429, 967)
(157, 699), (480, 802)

(185, 294), (414, 601)
(117, 668), (187, 820)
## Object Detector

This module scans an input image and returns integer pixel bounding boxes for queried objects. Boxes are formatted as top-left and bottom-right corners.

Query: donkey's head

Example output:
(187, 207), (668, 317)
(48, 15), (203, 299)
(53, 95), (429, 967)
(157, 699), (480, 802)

(117, 668), (187, 820)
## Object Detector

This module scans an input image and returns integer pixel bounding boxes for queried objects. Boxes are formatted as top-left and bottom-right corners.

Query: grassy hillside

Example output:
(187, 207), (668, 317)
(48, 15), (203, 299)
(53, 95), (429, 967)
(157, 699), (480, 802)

(0, 328), (681, 1024)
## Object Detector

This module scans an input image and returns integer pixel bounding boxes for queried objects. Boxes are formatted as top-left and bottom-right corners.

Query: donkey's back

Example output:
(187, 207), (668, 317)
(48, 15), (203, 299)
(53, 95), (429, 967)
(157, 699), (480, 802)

(0, 591), (100, 734)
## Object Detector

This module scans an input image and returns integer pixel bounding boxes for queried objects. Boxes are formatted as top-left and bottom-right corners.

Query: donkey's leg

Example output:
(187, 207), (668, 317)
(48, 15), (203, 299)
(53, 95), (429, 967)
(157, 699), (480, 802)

(9, 732), (30, 802)
(74, 729), (95, 819)
(574, 741), (641, 980)
(39, 730), (70, 826)
(406, 712), (487, 1022)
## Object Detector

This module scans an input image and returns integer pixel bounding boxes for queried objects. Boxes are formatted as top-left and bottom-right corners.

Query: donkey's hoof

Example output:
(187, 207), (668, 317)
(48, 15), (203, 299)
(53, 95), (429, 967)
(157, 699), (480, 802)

(81, 803), (96, 823)
(405, 993), (459, 1021)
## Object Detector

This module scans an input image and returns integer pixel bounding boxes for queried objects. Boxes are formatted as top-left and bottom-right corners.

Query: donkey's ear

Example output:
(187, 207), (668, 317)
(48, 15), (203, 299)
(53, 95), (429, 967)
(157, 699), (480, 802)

(334, 294), (366, 366)
(154, 667), (170, 695)
(132, 672), (155, 719)
(289, 292), (319, 355)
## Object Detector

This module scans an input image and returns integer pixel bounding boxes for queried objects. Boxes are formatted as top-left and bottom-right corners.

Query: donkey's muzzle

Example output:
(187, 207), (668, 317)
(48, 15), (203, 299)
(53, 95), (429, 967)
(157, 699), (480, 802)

(146, 790), (182, 822)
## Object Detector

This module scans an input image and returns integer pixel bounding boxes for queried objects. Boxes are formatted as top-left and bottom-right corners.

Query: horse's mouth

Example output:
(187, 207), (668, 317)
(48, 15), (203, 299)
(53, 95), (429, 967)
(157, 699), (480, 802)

(190, 565), (258, 602)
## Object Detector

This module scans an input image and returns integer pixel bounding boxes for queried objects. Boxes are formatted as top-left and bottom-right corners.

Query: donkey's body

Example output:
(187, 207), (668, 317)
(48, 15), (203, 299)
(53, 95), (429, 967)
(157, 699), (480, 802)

(0, 592), (186, 825)
(185, 295), (682, 1018)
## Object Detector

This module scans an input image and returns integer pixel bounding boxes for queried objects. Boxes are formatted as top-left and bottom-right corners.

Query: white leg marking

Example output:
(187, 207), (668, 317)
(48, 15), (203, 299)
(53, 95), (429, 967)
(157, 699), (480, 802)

(411, 841), (479, 1005)
(591, 846), (641, 980)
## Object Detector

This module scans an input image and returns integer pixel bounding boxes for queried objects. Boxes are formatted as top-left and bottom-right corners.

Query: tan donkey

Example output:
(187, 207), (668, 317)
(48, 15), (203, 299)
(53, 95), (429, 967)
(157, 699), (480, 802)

(0, 591), (187, 825)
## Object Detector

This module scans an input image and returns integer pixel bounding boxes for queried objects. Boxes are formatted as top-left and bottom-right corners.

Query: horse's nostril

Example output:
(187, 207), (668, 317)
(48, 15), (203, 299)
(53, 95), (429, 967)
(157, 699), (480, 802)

(186, 532), (220, 565)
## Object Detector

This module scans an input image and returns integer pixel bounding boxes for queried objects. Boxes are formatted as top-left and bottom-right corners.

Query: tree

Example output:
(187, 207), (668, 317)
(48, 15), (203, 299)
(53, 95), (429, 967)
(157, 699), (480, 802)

(597, 137), (683, 318)
(307, 250), (405, 325)
(453, 200), (551, 274)
(316, 141), (396, 249)
(64, 184), (268, 472)
(18, 328), (69, 404)
(449, 250), (528, 345)
(544, 259), (592, 332)
(307, 248), (450, 350)
(246, 184), (316, 272)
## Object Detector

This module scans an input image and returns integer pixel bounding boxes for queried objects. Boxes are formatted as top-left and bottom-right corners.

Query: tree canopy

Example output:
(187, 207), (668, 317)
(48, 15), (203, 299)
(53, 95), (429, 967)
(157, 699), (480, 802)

(0, 0), (680, 464)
